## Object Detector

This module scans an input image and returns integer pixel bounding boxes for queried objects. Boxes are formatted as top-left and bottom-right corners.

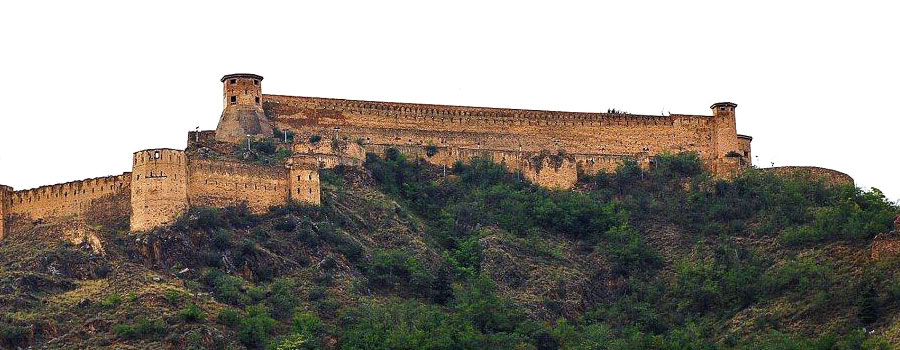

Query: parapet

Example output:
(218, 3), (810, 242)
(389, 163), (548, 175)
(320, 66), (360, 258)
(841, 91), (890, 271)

(221, 73), (264, 83)
(765, 166), (854, 187)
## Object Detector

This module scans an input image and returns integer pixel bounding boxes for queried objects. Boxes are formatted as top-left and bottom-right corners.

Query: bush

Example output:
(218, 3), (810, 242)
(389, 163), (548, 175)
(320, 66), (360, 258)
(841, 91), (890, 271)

(164, 290), (181, 306)
(268, 278), (299, 320)
(238, 305), (278, 349)
(274, 217), (298, 232)
(179, 304), (206, 323)
(114, 318), (166, 340)
(101, 294), (123, 308)
(0, 324), (26, 348)
(218, 308), (241, 327)
(367, 249), (438, 298)
(252, 139), (277, 155)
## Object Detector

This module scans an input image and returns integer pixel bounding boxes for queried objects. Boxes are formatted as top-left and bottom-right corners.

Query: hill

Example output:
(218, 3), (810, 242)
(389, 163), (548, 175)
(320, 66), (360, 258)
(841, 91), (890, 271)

(1, 151), (898, 350)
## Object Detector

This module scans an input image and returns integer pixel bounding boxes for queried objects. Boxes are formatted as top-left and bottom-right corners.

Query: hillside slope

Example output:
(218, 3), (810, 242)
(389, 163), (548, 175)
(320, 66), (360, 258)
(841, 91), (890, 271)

(1, 151), (898, 350)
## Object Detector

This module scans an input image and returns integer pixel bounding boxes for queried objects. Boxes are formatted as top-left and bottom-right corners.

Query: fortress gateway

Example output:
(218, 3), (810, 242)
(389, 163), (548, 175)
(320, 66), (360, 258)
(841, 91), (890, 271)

(0, 73), (754, 238)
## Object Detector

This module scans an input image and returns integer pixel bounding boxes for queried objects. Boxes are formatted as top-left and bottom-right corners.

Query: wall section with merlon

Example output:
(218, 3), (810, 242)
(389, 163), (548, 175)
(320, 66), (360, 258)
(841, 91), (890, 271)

(187, 159), (290, 213)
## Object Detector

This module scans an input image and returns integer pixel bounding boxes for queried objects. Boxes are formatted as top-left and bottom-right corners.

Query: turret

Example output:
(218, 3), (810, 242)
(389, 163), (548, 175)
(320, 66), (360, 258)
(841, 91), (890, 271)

(711, 102), (737, 118)
(289, 157), (321, 205)
(709, 102), (741, 171)
(215, 73), (274, 143)
(130, 149), (189, 232)
(0, 185), (11, 240)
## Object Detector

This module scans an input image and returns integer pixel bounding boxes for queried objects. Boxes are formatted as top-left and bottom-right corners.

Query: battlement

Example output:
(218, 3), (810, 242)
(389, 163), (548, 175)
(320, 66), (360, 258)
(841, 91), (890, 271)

(2, 73), (761, 239)
(263, 94), (712, 126)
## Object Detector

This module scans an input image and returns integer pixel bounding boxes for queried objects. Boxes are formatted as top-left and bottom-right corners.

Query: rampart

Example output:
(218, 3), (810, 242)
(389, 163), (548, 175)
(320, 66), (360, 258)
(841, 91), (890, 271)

(188, 159), (290, 213)
(765, 166), (854, 187)
(262, 95), (750, 187)
(5, 174), (131, 224)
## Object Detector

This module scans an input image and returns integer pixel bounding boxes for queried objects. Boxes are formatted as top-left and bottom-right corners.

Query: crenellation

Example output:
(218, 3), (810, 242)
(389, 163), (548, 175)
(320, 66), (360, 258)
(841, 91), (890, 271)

(2, 73), (775, 239)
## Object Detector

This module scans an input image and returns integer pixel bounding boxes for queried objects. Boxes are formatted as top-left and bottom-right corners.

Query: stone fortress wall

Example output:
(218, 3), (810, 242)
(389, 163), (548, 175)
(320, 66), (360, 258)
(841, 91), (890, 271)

(0, 72), (856, 241)
(263, 95), (749, 187)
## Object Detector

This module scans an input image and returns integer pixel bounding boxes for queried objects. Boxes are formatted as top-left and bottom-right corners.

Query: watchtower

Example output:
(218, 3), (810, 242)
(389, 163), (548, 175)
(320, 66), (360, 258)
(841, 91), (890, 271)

(0, 185), (11, 240)
(710, 102), (740, 166)
(130, 149), (189, 232)
(215, 73), (274, 143)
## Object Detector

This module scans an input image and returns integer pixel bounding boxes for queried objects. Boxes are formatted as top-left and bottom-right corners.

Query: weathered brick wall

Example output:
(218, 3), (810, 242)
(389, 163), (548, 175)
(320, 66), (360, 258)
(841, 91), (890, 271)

(6, 174), (131, 223)
(765, 166), (854, 187)
(131, 149), (189, 232)
(187, 159), (289, 213)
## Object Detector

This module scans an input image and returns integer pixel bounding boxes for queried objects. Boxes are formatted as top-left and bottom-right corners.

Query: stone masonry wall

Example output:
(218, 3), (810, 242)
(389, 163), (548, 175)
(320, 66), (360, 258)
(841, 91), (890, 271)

(765, 166), (855, 187)
(6, 174), (131, 223)
(187, 159), (290, 213)
(263, 94), (744, 188)
(131, 149), (189, 232)
(264, 95), (725, 161)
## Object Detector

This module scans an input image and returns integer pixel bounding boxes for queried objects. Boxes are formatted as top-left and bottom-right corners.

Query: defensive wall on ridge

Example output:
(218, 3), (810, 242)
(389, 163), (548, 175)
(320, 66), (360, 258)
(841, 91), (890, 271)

(764, 166), (855, 187)
(262, 95), (747, 185)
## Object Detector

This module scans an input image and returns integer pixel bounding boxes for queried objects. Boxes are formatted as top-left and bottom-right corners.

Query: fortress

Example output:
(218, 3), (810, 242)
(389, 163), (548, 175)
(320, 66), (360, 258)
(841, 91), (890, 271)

(0, 73), (760, 239)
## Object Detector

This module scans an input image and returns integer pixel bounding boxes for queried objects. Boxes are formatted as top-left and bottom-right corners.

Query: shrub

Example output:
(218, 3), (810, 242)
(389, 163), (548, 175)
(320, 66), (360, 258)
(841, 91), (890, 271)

(0, 324), (26, 348)
(211, 229), (233, 250)
(218, 308), (241, 327)
(101, 294), (123, 308)
(367, 249), (436, 298)
(164, 290), (181, 306)
(273, 333), (310, 350)
(114, 318), (166, 340)
(274, 217), (297, 232)
(268, 278), (299, 320)
(252, 139), (277, 155)
(238, 305), (278, 349)
(179, 304), (206, 323)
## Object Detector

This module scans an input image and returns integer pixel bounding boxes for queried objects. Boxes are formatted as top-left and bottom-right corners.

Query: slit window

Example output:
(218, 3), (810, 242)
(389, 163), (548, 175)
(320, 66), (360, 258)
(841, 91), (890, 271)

(255, 96), (260, 104)
(230, 96), (237, 104)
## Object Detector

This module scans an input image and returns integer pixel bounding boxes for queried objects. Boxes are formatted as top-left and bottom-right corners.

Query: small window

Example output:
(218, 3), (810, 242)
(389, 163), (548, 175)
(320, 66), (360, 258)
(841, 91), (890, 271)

(255, 96), (260, 104)
(230, 79), (236, 84)
(154, 151), (160, 159)
(308, 174), (312, 180)
(253, 80), (259, 85)
(230, 96), (237, 104)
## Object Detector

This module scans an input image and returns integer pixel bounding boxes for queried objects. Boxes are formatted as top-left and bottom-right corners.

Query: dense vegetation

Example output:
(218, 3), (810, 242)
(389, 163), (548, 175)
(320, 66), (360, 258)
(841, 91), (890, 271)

(0, 149), (897, 349)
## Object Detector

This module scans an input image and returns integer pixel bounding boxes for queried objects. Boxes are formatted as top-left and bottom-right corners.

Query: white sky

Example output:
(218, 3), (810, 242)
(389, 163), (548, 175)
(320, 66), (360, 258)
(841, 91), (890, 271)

(0, 1), (897, 202)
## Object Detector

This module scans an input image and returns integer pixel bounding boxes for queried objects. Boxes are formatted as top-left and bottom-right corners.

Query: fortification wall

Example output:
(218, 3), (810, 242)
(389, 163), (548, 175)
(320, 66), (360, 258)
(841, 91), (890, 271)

(187, 159), (289, 213)
(765, 166), (854, 187)
(6, 174), (131, 224)
(359, 143), (620, 189)
(0, 185), (11, 240)
(289, 158), (321, 205)
(131, 149), (188, 232)
(263, 95), (727, 164)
